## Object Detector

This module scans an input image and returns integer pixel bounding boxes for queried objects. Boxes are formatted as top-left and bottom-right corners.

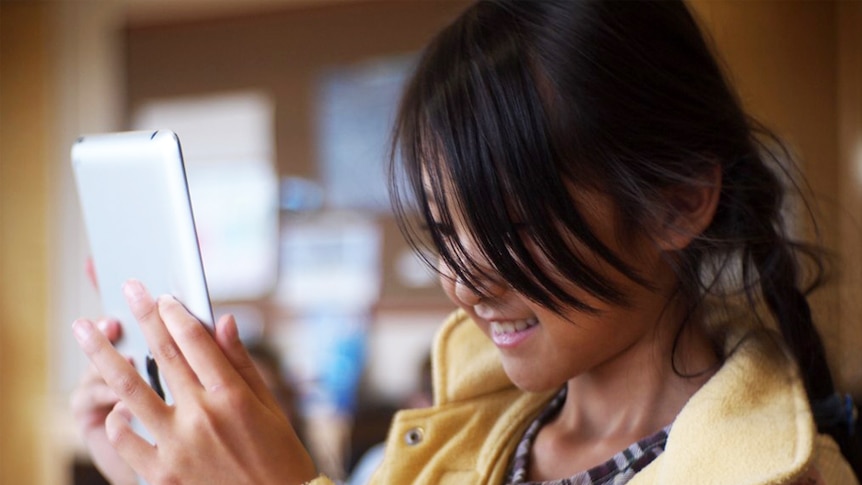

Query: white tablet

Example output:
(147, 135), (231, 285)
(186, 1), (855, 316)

(71, 129), (214, 406)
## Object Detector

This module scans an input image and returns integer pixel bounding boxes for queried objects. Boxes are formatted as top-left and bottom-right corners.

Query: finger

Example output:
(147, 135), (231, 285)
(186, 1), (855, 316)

(71, 380), (120, 414)
(71, 353), (134, 431)
(157, 295), (240, 392)
(214, 314), (282, 411)
(123, 280), (200, 397)
(71, 381), (121, 430)
(104, 401), (156, 478)
(73, 318), (168, 431)
(73, 357), (130, 396)
(95, 318), (122, 343)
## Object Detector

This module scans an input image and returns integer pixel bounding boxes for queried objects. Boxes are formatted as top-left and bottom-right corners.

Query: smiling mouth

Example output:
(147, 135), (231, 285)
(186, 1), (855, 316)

(490, 318), (539, 335)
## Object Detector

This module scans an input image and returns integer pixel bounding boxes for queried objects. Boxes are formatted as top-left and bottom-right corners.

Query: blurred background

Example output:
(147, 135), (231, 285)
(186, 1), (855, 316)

(1, 0), (861, 483)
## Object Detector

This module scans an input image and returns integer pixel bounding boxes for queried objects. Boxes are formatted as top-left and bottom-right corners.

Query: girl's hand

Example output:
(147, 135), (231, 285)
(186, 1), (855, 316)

(72, 279), (318, 485)
(70, 318), (137, 485)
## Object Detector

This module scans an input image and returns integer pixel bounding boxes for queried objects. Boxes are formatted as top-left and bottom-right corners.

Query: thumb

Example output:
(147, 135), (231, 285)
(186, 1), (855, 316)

(96, 318), (123, 344)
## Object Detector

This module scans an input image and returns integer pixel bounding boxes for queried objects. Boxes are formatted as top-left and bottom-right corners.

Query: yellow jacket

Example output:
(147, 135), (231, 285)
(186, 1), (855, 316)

(311, 310), (857, 484)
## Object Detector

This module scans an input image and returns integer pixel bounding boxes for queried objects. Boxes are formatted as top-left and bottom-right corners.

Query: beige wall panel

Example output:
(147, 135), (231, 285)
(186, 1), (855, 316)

(0, 5), (52, 484)
(837, 1), (862, 396)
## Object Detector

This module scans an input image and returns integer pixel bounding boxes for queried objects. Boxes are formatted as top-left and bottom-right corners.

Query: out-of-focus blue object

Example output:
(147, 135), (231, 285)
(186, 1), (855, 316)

(300, 310), (368, 415)
(280, 176), (324, 212)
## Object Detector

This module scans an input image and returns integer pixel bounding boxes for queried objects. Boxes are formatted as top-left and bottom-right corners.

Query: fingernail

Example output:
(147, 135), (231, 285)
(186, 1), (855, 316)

(96, 319), (110, 333)
(122, 279), (144, 301)
(224, 314), (239, 342)
(72, 319), (94, 343)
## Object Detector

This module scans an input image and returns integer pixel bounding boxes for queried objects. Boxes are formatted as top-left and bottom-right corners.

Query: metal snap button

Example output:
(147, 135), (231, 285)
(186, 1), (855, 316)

(404, 427), (424, 446)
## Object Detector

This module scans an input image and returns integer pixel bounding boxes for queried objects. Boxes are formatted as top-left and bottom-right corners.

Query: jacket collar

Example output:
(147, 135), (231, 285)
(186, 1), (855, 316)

(632, 328), (815, 484)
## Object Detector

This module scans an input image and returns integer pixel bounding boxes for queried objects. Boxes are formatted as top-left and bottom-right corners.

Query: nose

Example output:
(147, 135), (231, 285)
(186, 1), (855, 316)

(454, 276), (483, 306)
(453, 272), (508, 307)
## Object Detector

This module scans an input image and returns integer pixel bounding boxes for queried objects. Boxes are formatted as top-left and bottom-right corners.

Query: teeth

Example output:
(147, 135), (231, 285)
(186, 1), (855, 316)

(490, 318), (538, 335)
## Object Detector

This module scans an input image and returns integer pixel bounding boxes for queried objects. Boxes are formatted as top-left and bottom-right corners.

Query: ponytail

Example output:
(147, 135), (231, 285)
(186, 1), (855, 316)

(750, 240), (833, 400)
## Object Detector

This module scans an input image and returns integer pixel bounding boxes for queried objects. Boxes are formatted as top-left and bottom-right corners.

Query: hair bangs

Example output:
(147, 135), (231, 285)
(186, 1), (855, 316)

(388, 1), (643, 313)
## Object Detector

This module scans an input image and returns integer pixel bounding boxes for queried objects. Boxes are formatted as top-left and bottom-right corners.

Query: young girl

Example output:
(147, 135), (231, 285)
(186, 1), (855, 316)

(71, 1), (860, 484)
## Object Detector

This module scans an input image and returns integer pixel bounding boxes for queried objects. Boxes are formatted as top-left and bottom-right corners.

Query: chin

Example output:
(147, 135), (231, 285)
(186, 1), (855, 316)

(502, 363), (564, 393)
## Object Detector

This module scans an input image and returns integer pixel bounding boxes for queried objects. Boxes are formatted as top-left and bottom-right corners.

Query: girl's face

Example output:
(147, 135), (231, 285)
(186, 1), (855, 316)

(433, 189), (683, 392)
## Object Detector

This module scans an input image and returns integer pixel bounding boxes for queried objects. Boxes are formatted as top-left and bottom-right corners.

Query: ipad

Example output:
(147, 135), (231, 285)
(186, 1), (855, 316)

(71, 129), (214, 407)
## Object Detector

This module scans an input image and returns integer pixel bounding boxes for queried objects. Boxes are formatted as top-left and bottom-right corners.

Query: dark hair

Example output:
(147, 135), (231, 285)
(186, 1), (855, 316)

(388, 0), (860, 475)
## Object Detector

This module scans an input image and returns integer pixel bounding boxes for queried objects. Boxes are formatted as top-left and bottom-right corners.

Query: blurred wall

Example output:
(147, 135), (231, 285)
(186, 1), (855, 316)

(2, 2), (127, 485)
(1, 6), (53, 484)
(1, 2), (861, 485)
(836, 0), (862, 398)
